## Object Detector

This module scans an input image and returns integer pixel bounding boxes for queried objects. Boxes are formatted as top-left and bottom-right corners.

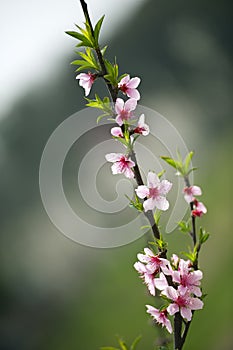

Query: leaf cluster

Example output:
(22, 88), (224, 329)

(161, 151), (196, 177)
(66, 15), (104, 49)
(71, 47), (100, 72)
(100, 335), (141, 350)
(86, 94), (113, 122)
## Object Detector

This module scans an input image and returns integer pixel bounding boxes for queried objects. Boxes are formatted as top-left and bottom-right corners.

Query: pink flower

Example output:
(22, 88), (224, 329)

(135, 172), (172, 212)
(162, 286), (204, 321)
(154, 272), (169, 291)
(118, 75), (141, 100)
(133, 114), (150, 136)
(192, 199), (207, 217)
(105, 153), (135, 178)
(172, 259), (203, 297)
(76, 72), (95, 96)
(134, 262), (156, 296)
(183, 185), (202, 203)
(115, 98), (137, 126)
(137, 248), (170, 275)
(146, 305), (172, 334)
(111, 127), (123, 138)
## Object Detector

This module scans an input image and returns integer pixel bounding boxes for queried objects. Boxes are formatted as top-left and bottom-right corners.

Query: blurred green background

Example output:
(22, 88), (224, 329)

(1, 0), (233, 349)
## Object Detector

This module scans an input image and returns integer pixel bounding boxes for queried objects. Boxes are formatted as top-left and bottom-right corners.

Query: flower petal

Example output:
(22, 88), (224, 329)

(105, 153), (122, 162)
(180, 307), (192, 321)
(159, 180), (172, 195)
(135, 185), (149, 199)
(124, 98), (137, 112)
(127, 77), (141, 88)
(147, 172), (160, 188)
(115, 98), (124, 114)
(143, 197), (156, 212)
(154, 196), (169, 211)
(126, 88), (140, 100)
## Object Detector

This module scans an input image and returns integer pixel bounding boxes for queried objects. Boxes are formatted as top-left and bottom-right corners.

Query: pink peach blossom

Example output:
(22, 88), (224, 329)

(146, 305), (172, 334)
(105, 153), (135, 178)
(192, 199), (207, 217)
(137, 248), (170, 275)
(135, 172), (172, 212)
(115, 98), (137, 126)
(162, 286), (204, 321)
(183, 185), (202, 203)
(134, 262), (156, 296)
(118, 75), (141, 100)
(76, 72), (95, 96)
(133, 114), (149, 136)
(111, 127), (123, 138)
(172, 259), (203, 297)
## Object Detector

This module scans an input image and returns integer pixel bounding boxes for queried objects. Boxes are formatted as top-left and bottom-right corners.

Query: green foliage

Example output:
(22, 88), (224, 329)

(100, 335), (141, 350)
(104, 59), (119, 86)
(155, 234), (168, 251)
(85, 94), (113, 122)
(66, 15), (105, 49)
(198, 227), (210, 245)
(71, 47), (100, 72)
(177, 220), (191, 234)
(161, 151), (197, 177)
(126, 194), (143, 212)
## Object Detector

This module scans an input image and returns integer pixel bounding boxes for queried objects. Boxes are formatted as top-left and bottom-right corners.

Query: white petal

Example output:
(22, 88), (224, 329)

(143, 197), (156, 212)
(147, 172), (159, 188)
(154, 196), (169, 211)
(124, 98), (137, 112)
(115, 98), (124, 114)
(105, 153), (122, 162)
(135, 185), (149, 199)
(127, 77), (140, 88)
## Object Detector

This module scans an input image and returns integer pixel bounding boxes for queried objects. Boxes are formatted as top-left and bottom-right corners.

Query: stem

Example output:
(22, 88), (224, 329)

(184, 176), (197, 249)
(79, 0), (160, 241)
(174, 313), (183, 349)
(80, 0), (118, 102)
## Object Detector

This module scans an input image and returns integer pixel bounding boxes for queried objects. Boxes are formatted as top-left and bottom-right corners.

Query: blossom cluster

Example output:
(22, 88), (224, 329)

(183, 185), (207, 217)
(134, 248), (204, 334)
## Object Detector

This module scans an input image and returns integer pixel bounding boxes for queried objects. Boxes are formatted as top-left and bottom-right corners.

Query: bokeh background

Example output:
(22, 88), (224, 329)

(1, 0), (233, 349)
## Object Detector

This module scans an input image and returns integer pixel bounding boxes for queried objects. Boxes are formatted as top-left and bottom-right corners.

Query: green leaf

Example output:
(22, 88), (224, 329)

(117, 338), (128, 350)
(130, 335), (142, 350)
(157, 169), (166, 178)
(100, 347), (120, 350)
(161, 156), (181, 170)
(177, 220), (191, 234)
(184, 151), (194, 174)
(94, 15), (105, 44)
(125, 194), (143, 212)
(65, 30), (84, 41)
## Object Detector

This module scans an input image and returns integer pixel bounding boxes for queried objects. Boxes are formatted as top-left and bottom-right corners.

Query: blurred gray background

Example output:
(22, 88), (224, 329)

(1, 0), (232, 349)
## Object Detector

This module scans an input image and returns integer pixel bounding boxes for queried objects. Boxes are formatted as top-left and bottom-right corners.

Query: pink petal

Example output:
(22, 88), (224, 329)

(115, 115), (123, 126)
(197, 201), (207, 213)
(167, 303), (179, 316)
(138, 114), (145, 126)
(134, 261), (146, 273)
(143, 197), (156, 212)
(189, 297), (204, 310)
(165, 318), (173, 334)
(184, 192), (194, 203)
(154, 273), (168, 291)
(105, 153), (122, 162)
(127, 77), (141, 88)
(154, 196), (169, 211)
(124, 167), (134, 179)
(135, 185), (149, 199)
(192, 186), (202, 196)
(180, 307), (192, 321)
(111, 127), (123, 137)
(147, 172), (159, 188)
(119, 75), (130, 85)
(124, 98), (137, 112)
(111, 162), (122, 175)
(115, 98), (124, 114)
(163, 286), (178, 301)
(126, 88), (140, 100)
(159, 180), (172, 195)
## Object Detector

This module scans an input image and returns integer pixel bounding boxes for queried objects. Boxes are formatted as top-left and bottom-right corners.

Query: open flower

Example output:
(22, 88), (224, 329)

(172, 259), (203, 297)
(133, 114), (149, 136)
(183, 185), (202, 203)
(134, 262), (156, 296)
(137, 248), (170, 275)
(111, 127), (123, 138)
(118, 75), (141, 100)
(115, 98), (137, 126)
(105, 153), (135, 178)
(192, 199), (207, 217)
(146, 305), (172, 334)
(135, 172), (172, 212)
(76, 72), (95, 96)
(162, 286), (204, 322)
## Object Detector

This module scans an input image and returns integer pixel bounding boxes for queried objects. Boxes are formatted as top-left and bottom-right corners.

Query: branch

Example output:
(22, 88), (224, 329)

(79, 0), (161, 242)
